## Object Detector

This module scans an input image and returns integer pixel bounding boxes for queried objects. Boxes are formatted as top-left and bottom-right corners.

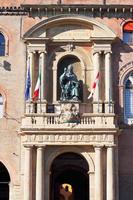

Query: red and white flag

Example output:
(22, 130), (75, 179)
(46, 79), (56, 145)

(32, 68), (41, 101)
(88, 72), (100, 99)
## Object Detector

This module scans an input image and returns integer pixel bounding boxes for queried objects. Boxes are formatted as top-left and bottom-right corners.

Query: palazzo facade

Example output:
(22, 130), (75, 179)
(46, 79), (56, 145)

(0, 1), (133, 200)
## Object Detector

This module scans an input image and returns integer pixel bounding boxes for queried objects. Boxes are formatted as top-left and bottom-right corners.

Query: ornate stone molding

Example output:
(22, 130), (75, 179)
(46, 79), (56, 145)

(0, 7), (27, 15)
(119, 61), (133, 86)
(21, 4), (133, 18)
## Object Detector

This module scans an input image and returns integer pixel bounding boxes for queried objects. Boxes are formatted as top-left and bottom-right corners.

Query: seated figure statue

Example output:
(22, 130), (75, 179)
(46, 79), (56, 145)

(60, 64), (80, 101)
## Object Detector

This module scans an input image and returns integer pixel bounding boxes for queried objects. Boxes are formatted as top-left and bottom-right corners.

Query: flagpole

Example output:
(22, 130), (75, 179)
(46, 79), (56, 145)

(109, 88), (111, 113)
(97, 80), (100, 113)
(39, 55), (42, 113)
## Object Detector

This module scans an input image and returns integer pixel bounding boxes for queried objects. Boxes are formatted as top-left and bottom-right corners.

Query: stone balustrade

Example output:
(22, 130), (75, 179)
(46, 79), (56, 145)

(21, 112), (117, 130)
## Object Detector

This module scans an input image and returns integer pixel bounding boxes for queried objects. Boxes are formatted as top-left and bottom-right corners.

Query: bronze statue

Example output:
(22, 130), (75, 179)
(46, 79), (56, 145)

(60, 64), (80, 101)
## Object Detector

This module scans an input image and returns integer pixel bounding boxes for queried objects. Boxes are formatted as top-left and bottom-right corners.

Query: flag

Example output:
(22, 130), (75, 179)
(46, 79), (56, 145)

(88, 72), (99, 99)
(32, 68), (41, 101)
(25, 64), (31, 101)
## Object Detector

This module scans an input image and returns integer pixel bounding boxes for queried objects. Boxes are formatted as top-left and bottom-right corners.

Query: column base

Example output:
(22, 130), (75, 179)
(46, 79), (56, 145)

(104, 101), (114, 113)
(25, 100), (47, 114)
(93, 101), (103, 113)
(37, 100), (47, 113)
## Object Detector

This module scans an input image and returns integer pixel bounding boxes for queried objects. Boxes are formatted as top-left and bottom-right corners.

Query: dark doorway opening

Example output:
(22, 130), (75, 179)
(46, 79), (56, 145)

(0, 162), (10, 200)
(50, 152), (89, 200)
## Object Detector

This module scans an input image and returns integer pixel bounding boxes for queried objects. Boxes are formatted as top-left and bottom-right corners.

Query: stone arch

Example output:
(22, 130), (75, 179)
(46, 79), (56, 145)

(120, 19), (133, 35)
(0, 161), (10, 200)
(50, 151), (90, 200)
(118, 61), (133, 119)
(0, 155), (16, 184)
(45, 146), (94, 200)
(119, 61), (133, 86)
(23, 14), (116, 39)
(46, 146), (95, 174)
(52, 51), (86, 71)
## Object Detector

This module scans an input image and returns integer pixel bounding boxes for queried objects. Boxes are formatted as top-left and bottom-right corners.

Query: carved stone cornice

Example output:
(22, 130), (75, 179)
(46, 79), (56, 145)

(0, 7), (27, 15)
(1, 4), (132, 17)
(21, 4), (133, 18)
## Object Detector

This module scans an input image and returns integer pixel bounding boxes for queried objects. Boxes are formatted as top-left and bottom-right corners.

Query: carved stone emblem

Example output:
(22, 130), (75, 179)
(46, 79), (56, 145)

(59, 103), (80, 123)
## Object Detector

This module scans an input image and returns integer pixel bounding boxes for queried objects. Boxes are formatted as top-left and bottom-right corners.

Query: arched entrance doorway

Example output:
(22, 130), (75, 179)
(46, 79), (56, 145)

(50, 152), (89, 200)
(0, 162), (10, 200)
(57, 55), (83, 101)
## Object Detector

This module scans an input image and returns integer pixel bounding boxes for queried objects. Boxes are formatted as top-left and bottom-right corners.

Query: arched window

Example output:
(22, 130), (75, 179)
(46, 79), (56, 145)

(0, 162), (10, 200)
(0, 94), (4, 118)
(123, 21), (133, 44)
(124, 72), (133, 124)
(0, 33), (5, 56)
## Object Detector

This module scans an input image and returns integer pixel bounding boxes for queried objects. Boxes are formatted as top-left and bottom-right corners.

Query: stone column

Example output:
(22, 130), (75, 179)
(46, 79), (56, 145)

(105, 52), (113, 113)
(36, 146), (44, 200)
(37, 51), (47, 113)
(39, 49), (47, 100)
(24, 145), (32, 200)
(106, 146), (115, 200)
(94, 146), (103, 200)
(93, 52), (102, 113)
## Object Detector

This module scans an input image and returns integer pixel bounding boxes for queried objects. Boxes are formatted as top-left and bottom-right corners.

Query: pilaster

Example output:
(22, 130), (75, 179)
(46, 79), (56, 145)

(94, 145), (103, 200)
(36, 146), (45, 200)
(24, 145), (33, 200)
(106, 145), (115, 200)
(92, 51), (102, 113)
(105, 51), (113, 113)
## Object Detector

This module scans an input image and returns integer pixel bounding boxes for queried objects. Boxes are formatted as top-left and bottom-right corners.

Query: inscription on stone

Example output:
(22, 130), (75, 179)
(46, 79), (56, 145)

(23, 134), (114, 144)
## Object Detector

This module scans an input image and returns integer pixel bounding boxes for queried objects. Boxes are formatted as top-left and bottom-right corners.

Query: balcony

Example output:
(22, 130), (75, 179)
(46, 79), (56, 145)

(21, 112), (117, 131)
(21, 101), (117, 131)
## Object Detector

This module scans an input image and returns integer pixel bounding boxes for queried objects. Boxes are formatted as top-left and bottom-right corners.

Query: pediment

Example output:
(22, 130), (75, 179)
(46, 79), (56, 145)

(24, 15), (116, 41)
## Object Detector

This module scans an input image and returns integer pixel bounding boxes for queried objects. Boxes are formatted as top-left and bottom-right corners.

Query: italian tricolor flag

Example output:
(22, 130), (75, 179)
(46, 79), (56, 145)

(33, 69), (41, 101)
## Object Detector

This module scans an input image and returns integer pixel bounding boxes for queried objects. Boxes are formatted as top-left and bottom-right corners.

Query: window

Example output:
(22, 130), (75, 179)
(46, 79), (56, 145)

(0, 33), (5, 56)
(123, 21), (133, 44)
(0, 94), (4, 118)
(124, 72), (133, 124)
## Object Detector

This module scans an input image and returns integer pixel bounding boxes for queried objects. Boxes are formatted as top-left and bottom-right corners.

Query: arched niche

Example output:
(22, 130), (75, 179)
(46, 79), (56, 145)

(57, 55), (83, 101)
(51, 50), (86, 103)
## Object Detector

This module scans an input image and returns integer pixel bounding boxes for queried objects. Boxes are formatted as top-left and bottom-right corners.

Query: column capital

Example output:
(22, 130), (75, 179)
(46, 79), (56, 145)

(94, 145), (104, 149)
(28, 50), (36, 54)
(38, 50), (47, 55)
(106, 144), (116, 148)
(23, 144), (33, 148)
(93, 51), (102, 55)
(104, 51), (112, 55)
(36, 145), (46, 149)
